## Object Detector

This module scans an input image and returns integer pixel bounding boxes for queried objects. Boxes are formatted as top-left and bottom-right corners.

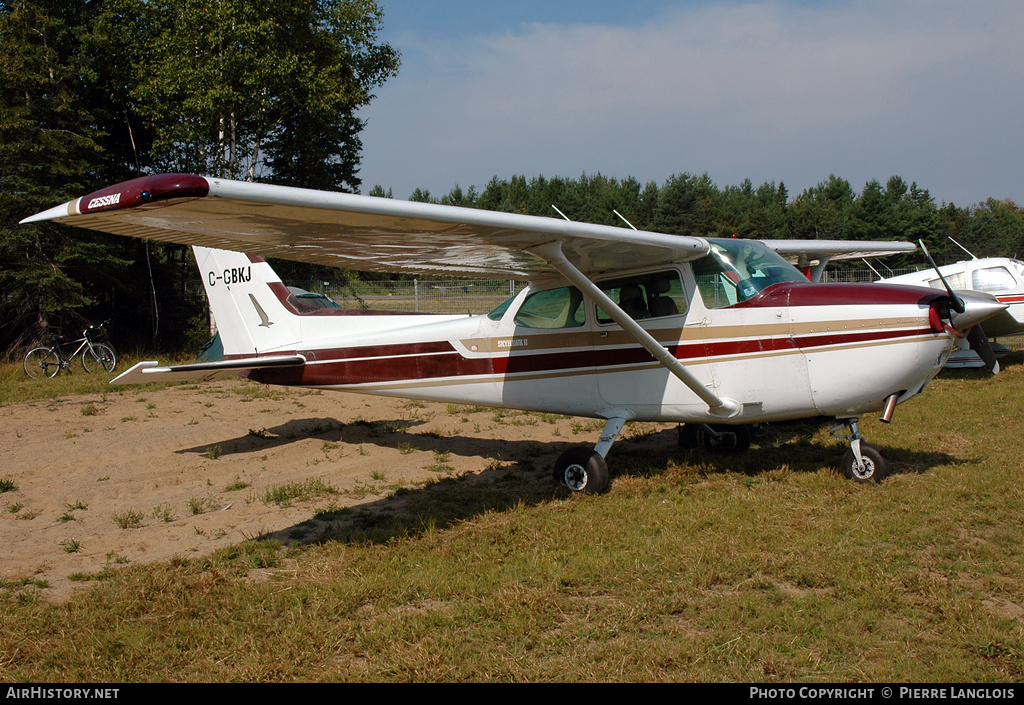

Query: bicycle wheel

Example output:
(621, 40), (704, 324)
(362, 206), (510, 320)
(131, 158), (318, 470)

(82, 343), (117, 373)
(25, 347), (60, 379)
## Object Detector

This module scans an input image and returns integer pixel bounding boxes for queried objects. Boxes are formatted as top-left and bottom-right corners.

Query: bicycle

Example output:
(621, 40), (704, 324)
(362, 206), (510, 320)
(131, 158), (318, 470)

(24, 321), (117, 378)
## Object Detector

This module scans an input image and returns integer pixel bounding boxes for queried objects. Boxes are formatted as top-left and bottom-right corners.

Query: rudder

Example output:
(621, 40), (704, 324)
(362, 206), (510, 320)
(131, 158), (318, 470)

(193, 246), (302, 357)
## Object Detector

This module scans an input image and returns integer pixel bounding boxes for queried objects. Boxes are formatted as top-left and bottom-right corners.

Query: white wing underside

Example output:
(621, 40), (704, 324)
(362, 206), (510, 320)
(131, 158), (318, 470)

(25, 177), (709, 279)
(22, 175), (915, 279)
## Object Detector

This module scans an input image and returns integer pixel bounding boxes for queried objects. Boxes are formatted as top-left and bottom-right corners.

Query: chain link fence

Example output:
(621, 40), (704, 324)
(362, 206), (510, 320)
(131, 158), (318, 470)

(288, 278), (527, 315)
(820, 267), (924, 283)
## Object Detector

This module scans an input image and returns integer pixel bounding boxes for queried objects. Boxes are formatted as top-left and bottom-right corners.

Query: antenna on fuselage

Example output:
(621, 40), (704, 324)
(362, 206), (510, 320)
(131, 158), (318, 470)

(613, 209), (638, 231)
(552, 205), (571, 221)
(949, 237), (978, 260)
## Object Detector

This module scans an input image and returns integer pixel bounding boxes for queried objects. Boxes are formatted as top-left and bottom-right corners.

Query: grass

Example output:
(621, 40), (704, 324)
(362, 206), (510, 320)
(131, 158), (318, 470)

(0, 357), (1022, 681)
(111, 509), (144, 529)
(262, 478), (339, 506)
(0, 354), (195, 407)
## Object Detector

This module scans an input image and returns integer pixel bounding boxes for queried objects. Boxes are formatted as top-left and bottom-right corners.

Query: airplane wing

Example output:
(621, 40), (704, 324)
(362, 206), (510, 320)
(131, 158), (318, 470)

(764, 240), (917, 263)
(112, 355), (306, 385)
(21, 174), (710, 279)
(763, 240), (917, 281)
(22, 173), (916, 280)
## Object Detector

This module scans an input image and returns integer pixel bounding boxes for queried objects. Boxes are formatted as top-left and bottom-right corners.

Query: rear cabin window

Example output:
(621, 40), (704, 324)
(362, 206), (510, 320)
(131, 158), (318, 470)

(596, 271), (687, 324)
(927, 272), (967, 290)
(487, 293), (518, 321)
(513, 286), (586, 329)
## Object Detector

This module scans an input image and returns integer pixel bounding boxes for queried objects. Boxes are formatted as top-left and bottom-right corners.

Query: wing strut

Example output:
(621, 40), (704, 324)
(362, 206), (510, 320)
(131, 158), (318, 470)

(528, 241), (740, 418)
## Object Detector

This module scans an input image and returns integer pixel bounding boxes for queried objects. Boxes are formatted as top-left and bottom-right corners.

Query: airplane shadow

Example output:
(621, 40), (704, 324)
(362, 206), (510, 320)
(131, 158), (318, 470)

(177, 417), (433, 456)
(228, 415), (972, 549)
(177, 416), (566, 465)
(617, 420), (972, 483)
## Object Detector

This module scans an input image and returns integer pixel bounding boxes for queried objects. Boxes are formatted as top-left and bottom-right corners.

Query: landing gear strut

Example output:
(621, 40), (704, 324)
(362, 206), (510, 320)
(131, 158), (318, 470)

(831, 418), (890, 483)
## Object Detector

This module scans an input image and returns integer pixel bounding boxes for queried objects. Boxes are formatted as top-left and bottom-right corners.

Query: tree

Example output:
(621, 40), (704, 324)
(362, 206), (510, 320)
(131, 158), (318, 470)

(649, 172), (720, 237)
(789, 175), (855, 240)
(0, 0), (400, 355)
(0, 1), (131, 349)
(98, 0), (399, 193)
(960, 199), (1024, 259)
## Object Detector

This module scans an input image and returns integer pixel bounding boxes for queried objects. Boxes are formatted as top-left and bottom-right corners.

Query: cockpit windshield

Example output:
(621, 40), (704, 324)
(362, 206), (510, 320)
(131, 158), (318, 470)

(693, 238), (806, 309)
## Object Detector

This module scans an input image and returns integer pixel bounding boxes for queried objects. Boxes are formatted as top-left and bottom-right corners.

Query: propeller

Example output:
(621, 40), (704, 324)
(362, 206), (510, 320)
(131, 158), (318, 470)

(918, 239), (1004, 374)
(918, 240), (964, 314)
(966, 324), (1000, 374)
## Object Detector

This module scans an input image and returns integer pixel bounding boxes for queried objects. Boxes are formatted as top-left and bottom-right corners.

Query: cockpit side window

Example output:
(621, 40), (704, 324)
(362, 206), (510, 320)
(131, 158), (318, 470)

(513, 286), (586, 329)
(596, 270), (687, 324)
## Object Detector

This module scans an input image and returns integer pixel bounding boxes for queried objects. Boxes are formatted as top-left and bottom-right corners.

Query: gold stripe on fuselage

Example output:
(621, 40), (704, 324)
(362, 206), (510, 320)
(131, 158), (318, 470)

(460, 316), (924, 354)
(345, 324), (933, 394)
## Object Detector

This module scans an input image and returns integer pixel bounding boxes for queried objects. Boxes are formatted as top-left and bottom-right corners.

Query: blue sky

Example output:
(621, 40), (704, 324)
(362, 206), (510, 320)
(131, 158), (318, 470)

(356, 1), (1024, 207)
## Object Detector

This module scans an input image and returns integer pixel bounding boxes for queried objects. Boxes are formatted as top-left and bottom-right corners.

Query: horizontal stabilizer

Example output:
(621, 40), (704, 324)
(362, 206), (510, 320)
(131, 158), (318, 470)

(111, 355), (306, 385)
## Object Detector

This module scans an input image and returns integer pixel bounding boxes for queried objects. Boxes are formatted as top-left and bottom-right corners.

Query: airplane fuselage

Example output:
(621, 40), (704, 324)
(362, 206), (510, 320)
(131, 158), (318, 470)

(243, 267), (954, 426)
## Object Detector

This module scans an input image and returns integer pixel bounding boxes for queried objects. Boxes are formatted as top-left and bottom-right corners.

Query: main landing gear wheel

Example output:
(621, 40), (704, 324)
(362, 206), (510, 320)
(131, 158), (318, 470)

(677, 423), (700, 449)
(841, 443), (890, 484)
(553, 447), (611, 495)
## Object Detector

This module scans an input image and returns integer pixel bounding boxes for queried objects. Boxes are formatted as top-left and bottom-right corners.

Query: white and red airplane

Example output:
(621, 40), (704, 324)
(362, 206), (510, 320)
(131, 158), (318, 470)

(22, 174), (1006, 493)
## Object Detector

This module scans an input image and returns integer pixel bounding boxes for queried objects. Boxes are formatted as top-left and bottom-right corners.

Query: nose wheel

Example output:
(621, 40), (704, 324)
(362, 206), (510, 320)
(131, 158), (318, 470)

(831, 419), (890, 483)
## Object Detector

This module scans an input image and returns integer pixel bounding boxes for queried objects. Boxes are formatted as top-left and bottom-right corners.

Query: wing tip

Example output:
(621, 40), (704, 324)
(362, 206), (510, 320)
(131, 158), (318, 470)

(20, 201), (77, 224)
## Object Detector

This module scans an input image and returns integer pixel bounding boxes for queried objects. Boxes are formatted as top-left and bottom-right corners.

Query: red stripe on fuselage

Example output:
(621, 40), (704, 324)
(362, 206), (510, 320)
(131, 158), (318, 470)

(250, 325), (935, 387)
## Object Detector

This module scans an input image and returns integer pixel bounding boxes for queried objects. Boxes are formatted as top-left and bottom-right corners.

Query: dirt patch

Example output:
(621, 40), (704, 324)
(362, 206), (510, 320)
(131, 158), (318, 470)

(0, 380), (673, 600)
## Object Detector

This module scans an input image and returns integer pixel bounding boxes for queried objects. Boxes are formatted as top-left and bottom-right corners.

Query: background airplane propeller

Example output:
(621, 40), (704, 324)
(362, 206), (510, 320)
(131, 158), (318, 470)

(919, 239), (1003, 374)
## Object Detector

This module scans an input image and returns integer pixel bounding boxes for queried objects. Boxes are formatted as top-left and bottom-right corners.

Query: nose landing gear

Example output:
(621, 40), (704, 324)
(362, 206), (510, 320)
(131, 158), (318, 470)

(831, 418), (890, 483)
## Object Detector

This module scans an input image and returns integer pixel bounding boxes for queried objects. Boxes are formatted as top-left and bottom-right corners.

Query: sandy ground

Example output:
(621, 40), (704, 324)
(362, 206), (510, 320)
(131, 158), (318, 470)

(0, 379), (673, 601)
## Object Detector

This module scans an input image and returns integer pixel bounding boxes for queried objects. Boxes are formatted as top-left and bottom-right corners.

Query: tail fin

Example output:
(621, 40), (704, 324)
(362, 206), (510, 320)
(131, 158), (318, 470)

(194, 246), (302, 356)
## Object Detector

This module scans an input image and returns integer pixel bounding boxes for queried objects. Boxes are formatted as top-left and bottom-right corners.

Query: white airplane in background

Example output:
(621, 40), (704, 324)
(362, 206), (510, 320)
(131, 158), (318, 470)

(22, 174), (1006, 493)
(876, 245), (1024, 370)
